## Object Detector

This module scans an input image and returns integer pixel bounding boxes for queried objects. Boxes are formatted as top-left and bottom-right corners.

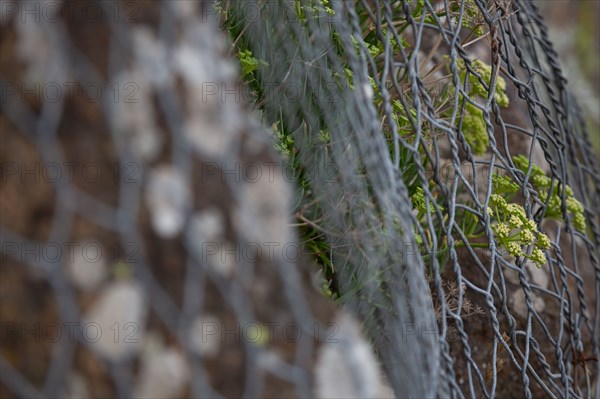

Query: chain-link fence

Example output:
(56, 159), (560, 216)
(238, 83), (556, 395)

(1, 0), (599, 398)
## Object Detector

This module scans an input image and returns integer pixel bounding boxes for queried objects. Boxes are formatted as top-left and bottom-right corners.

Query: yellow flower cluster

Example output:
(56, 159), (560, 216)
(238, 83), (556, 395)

(513, 155), (587, 232)
(490, 194), (551, 268)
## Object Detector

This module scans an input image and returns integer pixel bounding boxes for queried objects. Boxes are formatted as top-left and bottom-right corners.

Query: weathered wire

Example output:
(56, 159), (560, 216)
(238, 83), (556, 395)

(1, 0), (598, 398)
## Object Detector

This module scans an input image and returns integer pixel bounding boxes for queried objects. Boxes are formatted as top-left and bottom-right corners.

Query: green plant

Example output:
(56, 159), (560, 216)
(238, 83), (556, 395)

(271, 122), (294, 158)
(513, 155), (587, 232)
(237, 49), (269, 77)
(410, 172), (555, 269)
(488, 189), (550, 268)
(412, 0), (484, 34)
(227, 0), (545, 295)
(443, 58), (510, 155)
(295, 0), (335, 22)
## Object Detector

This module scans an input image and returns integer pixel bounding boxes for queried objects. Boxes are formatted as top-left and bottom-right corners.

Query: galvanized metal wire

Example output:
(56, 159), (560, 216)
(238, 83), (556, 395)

(1, 0), (599, 398)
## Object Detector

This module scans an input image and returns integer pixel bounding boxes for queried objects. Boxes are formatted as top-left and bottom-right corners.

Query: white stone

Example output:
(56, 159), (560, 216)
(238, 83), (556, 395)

(234, 174), (291, 248)
(362, 82), (374, 101)
(175, 40), (240, 157)
(66, 240), (108, 292)
(15, 11), (66, 86)
(189, 315), (221, 358)
(315, 312), (382, 399)
(509, 288), (545, 318)
(134, 347), (189, 399)
(145, 165), (190, 238)
(182, 94), (238, 157)
(509, 289), (526, 318)
(111, 69), (163, 161)
(207, 245), (236, 276)
(183, 115), (232, 157)
(188, 209), (224, 241)
(83, 281), (146, 361)
(132, 27), (171, 88)
(525, 261), (549, 290)
(174, 44), (211, 86)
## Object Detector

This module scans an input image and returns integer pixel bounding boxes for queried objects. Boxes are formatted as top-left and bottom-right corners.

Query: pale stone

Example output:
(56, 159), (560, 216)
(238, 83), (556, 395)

(145, 165), (190, 238)
(525, 261), (549, 290)
(234, 175), (291, 249)
(175, 36), (240, 158)
(362, 82), (374, 101)
(207, 245), (236, 276)
(184, 116), (232, 157)
(111, 70), (163, 161)
(134, 348), (189, 399)
(509, 289), (545, 319)
(189, 315), (221, 358)
(83, 281), (146, 360)
(132, 27), (171, 88)
(182, 95), (238, 157)
(315, 313), (382, 399)
(15, 10), (66, 85)
(66, 240), (108, 292)
(174, 43), (211, 86)
(189, 208), (224, 239)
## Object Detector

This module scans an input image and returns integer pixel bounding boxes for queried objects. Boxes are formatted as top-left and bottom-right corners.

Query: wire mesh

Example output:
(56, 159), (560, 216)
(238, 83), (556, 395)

(1, 0), (599, 398)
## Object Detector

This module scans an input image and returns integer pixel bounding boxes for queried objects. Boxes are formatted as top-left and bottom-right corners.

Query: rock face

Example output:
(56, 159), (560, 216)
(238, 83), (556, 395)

(0, 1), (388, 398)
(2, 1), (598, 398)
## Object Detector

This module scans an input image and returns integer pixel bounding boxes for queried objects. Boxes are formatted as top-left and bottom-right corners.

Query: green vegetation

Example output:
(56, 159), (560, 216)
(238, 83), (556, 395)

(488, 179), (550, 268)
(223, 1), (588, 296)
(410, 173), (553, 269)
(444, 58), (510, 155)
(513, 155), (587, 232)
(238, 49), (268, 77)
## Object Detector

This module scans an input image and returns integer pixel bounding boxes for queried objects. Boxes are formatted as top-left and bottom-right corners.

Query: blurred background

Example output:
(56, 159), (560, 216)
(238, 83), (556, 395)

(537, 0), (600, 153)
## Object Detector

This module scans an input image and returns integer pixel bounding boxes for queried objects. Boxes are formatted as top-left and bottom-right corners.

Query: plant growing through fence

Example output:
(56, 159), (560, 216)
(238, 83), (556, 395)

(223, 0), (588, 294)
